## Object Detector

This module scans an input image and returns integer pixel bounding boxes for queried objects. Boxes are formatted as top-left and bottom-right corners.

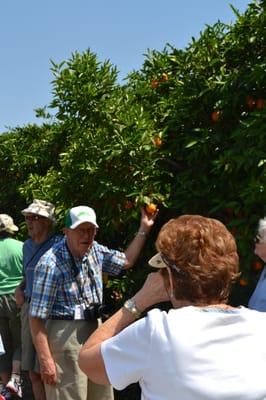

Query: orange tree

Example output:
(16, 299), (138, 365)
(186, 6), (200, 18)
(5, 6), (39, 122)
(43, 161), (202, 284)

(0, 123), (68, 235)
(0, 0), (265, 306)
(22, 53), (169, 239)
(124, 0), (266, 302)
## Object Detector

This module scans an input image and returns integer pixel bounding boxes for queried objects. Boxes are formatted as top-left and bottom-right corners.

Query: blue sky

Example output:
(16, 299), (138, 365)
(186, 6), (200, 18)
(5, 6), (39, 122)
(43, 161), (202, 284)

(0, 0), (251, 133)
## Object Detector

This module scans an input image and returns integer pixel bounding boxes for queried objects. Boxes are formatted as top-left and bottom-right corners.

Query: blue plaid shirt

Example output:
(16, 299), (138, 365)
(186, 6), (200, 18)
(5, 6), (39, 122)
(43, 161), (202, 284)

(30, 237), (126, 319)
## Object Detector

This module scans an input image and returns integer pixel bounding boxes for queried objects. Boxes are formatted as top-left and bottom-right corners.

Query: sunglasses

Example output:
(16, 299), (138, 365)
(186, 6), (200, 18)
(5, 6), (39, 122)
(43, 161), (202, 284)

(25, 215), (45, 222)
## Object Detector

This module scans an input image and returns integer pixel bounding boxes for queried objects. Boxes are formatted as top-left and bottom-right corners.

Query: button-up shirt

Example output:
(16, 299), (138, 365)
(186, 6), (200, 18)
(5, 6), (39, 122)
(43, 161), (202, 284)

(248, 264), (266, 311)
(30, 237), (125, 319)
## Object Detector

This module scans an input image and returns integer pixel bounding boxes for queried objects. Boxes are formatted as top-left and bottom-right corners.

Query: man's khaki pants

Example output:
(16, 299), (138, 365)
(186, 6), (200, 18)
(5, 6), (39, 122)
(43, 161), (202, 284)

(45, 319), (114, 400)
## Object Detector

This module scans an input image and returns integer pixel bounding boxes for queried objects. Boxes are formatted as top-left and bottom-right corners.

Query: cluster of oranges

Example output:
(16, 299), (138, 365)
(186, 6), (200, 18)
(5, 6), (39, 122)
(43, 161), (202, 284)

(123, 200), (158, 216)
(150, 73), (169, 90)
(246, 96), (265, 110)
(211, 96), (264, 124)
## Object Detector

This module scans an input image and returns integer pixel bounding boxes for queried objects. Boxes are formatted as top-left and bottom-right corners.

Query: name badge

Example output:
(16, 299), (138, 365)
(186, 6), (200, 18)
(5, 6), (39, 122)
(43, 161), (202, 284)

(74, 305), (84, 320)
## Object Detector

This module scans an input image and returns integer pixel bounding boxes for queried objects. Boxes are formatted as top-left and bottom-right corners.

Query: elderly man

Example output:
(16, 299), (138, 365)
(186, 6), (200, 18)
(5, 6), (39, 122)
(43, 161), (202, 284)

(0, 214), (23, 399)
(15, 199), (61, 400)
(29, 205), (157, 400)
(248, 217), (266, 311)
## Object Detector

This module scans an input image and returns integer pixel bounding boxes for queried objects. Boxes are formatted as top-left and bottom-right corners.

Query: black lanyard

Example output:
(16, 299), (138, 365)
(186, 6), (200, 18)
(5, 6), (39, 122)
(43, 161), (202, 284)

(66, 243), (101, 305)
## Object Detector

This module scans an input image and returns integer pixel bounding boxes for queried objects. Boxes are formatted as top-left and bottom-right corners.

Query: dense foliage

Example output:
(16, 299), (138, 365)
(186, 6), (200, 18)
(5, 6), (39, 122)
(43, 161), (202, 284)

(0, 0), (265, 306)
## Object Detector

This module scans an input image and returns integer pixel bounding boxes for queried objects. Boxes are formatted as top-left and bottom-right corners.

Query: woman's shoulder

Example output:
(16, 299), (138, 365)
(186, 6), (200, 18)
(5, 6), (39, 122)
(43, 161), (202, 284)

(146, 306), (196, 330)
(147, 306), (197, 320)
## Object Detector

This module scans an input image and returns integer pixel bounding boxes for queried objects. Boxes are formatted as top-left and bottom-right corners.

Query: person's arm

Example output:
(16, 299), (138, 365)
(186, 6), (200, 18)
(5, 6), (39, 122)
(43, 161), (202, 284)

(79, 308), (136, 385)
(29, 252), (58, 385)
(29, 317), (57, 385)
(14, 278), (26, 307)
(78, 271), (169, 384)
(123, 208), (158, 269)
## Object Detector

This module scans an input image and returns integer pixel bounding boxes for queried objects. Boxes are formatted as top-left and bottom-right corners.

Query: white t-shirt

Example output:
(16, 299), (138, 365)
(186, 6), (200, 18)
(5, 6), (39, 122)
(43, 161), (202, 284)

(101, 306), (266, 400)
(0, 334), (4, 355)
(248, 265), (266, 311)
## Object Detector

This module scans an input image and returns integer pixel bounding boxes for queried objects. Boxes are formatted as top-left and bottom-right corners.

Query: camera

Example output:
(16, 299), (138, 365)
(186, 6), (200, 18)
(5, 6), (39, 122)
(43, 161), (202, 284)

(83, 304), (110, 321)
(84, 304), (100, 321)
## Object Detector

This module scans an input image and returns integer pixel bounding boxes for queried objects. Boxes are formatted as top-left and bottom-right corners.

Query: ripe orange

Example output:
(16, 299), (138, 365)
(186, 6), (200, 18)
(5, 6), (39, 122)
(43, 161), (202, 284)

(256, 98), (265, 110)
(253, 260), (264, 271)
(145, 203), (157, 215)
(150, 79), (159, 89)
(153, 136), (163, 147)
(211, 110), (220, 122)
(246, 95), (256, 109)
(239, 278), (248, 286)
(124, 200), (134, 209)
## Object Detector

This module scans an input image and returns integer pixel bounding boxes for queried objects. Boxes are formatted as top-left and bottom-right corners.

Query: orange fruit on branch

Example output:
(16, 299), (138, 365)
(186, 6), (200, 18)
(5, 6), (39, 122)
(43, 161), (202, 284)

(239, 278), (248, 286)
(124, 200), (134, 210)
(246, 95), (256, 110)
(253, 260), (264, 271)
(256, 98), (265, 110)
(150, 79), (159, 89)
(153, 136), (163, 147)
(211, 110), (221, 122)
(145, 203), (157, 215)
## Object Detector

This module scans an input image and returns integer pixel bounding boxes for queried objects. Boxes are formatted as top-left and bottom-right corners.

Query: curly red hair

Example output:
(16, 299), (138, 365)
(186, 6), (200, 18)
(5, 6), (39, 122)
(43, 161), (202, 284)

(156, 215), (239, 304)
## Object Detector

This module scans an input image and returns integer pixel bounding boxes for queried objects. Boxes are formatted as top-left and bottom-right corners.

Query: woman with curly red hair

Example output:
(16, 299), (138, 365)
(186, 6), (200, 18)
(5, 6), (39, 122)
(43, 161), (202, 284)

(79, 215), (266, 400)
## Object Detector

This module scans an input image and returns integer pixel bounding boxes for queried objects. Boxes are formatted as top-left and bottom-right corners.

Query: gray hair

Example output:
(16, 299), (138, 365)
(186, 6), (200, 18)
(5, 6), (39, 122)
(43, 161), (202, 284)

(258, 218), (266, 241)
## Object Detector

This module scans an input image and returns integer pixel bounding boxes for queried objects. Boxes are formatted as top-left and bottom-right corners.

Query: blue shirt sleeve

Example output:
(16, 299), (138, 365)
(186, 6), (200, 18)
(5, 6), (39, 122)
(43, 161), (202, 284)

(29, 251), (59, 319)
(93, 241), (126, 276)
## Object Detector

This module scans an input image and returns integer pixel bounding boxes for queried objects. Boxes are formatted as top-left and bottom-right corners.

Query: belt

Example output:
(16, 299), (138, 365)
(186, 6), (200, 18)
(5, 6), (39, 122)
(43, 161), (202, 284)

(50, 315), (74, 320)
(50, 314), (98, 321)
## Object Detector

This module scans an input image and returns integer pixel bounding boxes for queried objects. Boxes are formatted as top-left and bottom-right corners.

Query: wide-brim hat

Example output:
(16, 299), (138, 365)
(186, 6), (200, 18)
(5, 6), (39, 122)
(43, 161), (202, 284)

(65, 205), (99, 229)
(0, 214), (19, 233)
(149, 253), (196, 275)
(148, 253), (168, 269)
(22, 199), (56, 222)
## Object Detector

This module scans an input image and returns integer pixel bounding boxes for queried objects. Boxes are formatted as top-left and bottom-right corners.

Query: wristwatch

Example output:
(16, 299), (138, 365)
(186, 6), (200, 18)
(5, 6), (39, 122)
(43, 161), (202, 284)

(123, 298), (142, 319)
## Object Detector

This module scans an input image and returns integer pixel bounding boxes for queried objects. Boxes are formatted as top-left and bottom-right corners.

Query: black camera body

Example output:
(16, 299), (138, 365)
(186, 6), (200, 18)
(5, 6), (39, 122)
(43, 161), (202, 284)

(83, 303), (110, 322)
(84, 304), (100, 321)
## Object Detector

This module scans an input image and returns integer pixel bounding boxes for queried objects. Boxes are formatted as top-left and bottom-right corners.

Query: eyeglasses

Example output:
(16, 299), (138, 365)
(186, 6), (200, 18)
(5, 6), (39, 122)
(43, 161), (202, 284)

(25, 215), (45, 222)
(254, 235), (266, 244)
(160, 253), (183, 274)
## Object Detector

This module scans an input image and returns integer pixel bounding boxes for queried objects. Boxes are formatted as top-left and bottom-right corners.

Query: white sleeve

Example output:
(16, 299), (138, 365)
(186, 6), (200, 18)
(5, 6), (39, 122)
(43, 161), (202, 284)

(0, 334), (5, 355)
(101, 314), (152, 390)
